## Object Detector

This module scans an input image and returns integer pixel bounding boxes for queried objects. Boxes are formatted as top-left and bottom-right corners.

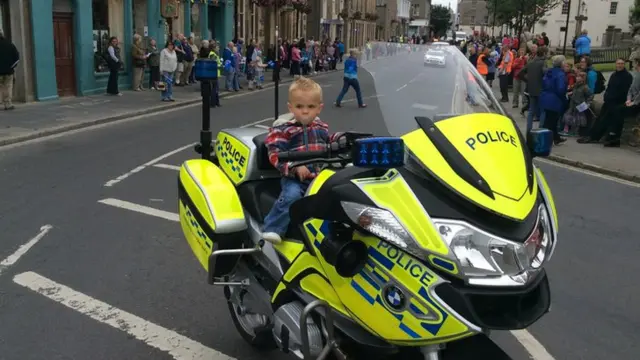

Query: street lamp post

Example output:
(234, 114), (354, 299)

(562, 0), (572, 55)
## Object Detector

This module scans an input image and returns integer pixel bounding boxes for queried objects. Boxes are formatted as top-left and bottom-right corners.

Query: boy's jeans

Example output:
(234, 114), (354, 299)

(336, 77), (363, 106)
(263, 177), (308, 237)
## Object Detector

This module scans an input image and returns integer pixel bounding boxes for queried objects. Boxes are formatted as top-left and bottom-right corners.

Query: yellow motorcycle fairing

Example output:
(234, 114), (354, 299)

(178, 159), (246, 273)
(303, 219), (476, 345)
(215, 131), (251, 186)
(404, 114), (537, 221)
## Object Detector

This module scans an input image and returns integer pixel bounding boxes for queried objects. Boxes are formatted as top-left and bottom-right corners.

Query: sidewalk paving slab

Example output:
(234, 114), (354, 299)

(0, 66), (343, 147)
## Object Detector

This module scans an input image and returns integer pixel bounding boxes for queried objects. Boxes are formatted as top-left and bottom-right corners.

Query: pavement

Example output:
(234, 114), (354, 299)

(0, 66), (342, 147)
(0, 51), (638, 360)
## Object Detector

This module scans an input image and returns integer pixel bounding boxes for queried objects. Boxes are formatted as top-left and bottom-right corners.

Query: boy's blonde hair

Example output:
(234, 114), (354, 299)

(288, 77), (323, 102)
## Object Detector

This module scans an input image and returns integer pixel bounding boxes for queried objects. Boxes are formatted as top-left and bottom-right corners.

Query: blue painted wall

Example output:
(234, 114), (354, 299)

(199, 2), (209, 40)
(30, 0), (233, 101)
(29, 0), (57, 101)
(208, 3), (233, 44)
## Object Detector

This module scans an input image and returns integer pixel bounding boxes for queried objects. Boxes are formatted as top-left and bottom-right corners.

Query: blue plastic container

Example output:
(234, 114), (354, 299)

(527, 128), (553, 157)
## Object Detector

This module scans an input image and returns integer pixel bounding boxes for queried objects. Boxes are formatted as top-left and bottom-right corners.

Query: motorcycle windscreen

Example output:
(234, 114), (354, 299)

(403, 114), (537, 221)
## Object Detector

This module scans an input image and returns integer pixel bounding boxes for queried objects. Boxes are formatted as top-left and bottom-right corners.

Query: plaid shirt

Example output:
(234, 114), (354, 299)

(265, 118), (341, 178)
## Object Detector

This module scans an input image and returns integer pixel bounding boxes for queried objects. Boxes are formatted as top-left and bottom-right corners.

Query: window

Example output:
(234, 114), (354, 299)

(250, 3), (255, 39)
(610, 1), (618, 15)
(93, 0), (112, 73)
(237, 0), (244, 39)
(561, 2), (569, 14)
(0, 0), (9, 40)
(191, 3), (201, 42)
(411, 4), (419, 17)
(132, 0), (147, 38)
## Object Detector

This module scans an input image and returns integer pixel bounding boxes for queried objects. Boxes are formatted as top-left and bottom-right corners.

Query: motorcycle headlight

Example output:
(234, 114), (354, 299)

(341, 201), (425, 259)
(433, 204), (554, 278)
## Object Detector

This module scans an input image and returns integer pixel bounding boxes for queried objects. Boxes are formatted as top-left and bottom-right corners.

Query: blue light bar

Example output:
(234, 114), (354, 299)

(527, 129), (553, 157)
(352, 137), (405, 168)
(194, 59), (219, 81)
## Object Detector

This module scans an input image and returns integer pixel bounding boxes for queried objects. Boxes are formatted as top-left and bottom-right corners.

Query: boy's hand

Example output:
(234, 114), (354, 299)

(295, 166), (311, 181)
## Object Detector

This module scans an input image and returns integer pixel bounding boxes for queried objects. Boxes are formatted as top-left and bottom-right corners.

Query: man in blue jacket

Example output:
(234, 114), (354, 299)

(539, 55), (568, 145)
(574, 30), (591, 63)
(222, 42), (237, 92)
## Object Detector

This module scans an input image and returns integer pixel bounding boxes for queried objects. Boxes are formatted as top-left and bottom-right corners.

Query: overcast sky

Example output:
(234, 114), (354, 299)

(432, 0), (457, 13)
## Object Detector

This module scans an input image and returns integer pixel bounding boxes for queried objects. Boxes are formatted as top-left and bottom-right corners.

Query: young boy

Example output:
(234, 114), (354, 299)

(335, 49), (367, 108)
(262, 77), (342, 244)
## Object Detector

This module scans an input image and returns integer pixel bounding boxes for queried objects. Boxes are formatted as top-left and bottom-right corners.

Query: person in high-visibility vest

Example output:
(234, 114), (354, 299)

(476, 47), (491, 81)
(497, 45), (514, 102)
(208, 45), (222, 107)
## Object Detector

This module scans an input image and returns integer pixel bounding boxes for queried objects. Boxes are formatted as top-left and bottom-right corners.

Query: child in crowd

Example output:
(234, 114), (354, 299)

(562, 71), (593, 136)
(564, 62), (576, 91)
(261, 78), (343, 244)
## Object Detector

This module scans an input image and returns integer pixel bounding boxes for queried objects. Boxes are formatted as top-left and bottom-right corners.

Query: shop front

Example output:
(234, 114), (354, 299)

(29, 0), (231, 101)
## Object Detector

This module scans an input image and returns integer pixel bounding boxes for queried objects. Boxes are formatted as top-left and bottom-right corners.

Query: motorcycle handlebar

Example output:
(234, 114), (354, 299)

(276, 136), (351, 162)
(277, 149), (330, 162)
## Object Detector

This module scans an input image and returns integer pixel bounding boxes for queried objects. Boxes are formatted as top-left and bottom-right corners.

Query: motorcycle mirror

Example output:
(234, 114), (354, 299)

(526, 129), (553, 158)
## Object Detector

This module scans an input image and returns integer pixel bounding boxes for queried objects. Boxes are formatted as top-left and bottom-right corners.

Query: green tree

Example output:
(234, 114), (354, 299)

(488, 0), (562, 33)
(630, 0), (640, 33)
(430, 5), (452, 37)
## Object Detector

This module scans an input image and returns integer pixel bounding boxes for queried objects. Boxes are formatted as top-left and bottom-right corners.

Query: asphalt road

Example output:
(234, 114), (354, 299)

(0, 59), (637, 360)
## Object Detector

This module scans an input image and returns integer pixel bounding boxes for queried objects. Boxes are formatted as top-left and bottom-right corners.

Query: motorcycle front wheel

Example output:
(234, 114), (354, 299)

(224, 285), (275, 349)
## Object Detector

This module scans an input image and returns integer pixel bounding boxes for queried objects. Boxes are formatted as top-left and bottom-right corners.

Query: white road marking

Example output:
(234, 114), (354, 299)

(103, 117), (275, 187)
(535, 158), (640, 188)
(396, 84), (408, 92)
(104, 143), (195, 187)
(411, 103), (438, 111)
(98, 198), (179, 222)
(0, 225), (53, 276)
(342, 94), (383, 104)
(153, 163), (182, 171)
(510, 329), (556, 360)
(13, 271), (236, 360)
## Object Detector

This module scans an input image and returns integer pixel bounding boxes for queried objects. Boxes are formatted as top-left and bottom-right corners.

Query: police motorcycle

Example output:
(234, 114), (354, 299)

(178, 44), (559, 360)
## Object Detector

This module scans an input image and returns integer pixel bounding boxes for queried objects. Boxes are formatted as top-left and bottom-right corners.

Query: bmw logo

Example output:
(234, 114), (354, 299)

(383, 285), (406, 311)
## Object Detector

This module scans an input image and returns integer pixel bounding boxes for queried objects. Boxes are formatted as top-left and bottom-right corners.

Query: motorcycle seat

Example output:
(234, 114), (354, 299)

(252, 133), (275, 170)
(236, 179), (303, 240)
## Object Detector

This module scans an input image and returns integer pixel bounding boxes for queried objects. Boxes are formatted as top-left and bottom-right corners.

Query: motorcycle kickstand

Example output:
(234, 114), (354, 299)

(300, 300), (346, 360)
(420, 344), (444, 360)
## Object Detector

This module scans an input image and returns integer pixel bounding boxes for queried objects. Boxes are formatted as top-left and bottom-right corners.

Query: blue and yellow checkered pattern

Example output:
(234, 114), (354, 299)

(304, 219), (449, 339)
(185, 207), (211, 249)
(217, 144), (245, 179)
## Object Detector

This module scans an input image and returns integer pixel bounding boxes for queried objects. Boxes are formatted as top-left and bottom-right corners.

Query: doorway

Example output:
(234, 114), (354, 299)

(53, 12), (76, 96)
